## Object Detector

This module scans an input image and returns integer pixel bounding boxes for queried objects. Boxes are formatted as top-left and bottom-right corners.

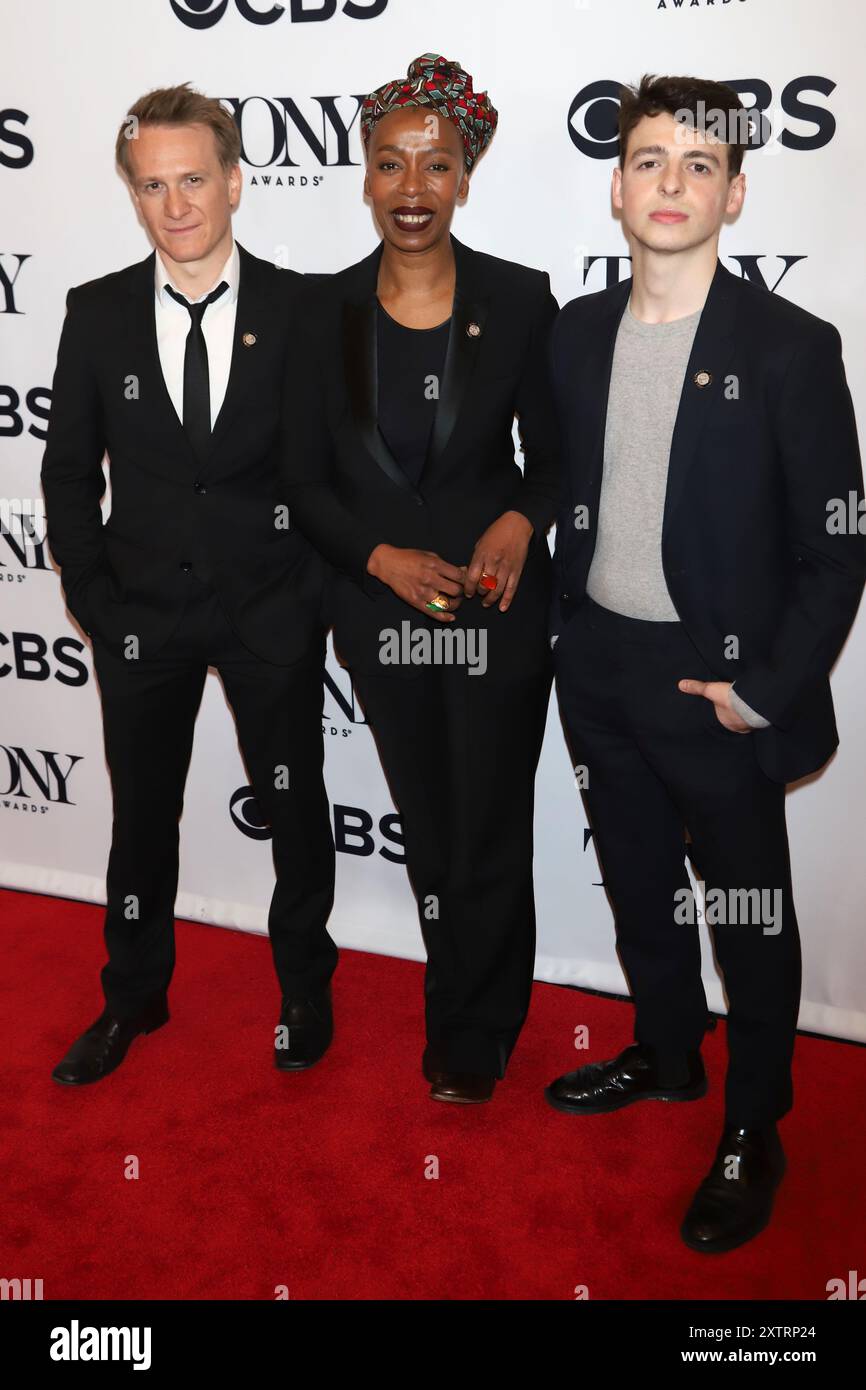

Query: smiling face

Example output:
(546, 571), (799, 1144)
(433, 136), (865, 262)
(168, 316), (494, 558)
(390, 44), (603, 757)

(613, 111), (744, 256)
(364, 106), (469, 253)
(126, 121), (240, 269)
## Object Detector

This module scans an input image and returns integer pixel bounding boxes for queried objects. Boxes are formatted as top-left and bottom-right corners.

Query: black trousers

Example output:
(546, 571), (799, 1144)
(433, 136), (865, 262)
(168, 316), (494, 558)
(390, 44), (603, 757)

(554, 596), (802, 1128)
(90, 577), (337, 1017)
(351, 659), (552, 1076)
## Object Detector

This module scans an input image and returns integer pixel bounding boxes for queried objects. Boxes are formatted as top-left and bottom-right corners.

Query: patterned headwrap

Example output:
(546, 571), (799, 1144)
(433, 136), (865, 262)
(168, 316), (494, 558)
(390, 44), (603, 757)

(360, 53), (498, 175)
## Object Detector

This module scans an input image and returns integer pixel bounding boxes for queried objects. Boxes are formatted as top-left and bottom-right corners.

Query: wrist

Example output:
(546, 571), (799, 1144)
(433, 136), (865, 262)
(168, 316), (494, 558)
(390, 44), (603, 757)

(504, 509), (534, 540)
(366, 543), (392, 579)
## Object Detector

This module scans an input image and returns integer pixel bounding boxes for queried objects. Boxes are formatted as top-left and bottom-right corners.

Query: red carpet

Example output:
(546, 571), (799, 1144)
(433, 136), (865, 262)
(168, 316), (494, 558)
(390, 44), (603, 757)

(2, 886), (864, 1300)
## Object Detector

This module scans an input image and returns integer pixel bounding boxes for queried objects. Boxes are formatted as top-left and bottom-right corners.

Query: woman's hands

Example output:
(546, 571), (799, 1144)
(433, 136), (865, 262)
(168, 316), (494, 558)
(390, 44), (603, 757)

(367, 510), (533, 620)
(464, 510), (533, 611)
(367, 544), (466, 621)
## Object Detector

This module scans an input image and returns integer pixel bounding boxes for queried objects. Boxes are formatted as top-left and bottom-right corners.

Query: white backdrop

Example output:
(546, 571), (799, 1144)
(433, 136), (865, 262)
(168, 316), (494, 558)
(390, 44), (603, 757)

(2, 0), (864, 1041)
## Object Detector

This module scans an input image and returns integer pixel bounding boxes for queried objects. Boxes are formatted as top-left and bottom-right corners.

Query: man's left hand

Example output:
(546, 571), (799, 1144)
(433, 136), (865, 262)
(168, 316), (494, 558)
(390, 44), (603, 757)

(678, 678), (753, 733)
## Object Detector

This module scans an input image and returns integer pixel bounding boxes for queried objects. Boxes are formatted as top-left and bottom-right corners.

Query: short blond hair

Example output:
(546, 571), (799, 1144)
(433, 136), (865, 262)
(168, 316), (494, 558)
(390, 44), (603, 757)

(115, 82), (241, 181)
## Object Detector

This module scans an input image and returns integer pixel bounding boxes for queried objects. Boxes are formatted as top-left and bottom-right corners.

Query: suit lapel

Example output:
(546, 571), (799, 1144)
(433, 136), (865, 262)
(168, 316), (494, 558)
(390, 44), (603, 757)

(343, 249), (424, 502)
(575, 260), (740, 542)
(208, 242), (269, 459)
(127, 252), (197, 468)
(578, 276), (631, 486)
(129, 242), (270, 471)
(342, 234), (490, 498)
(424, 236), (490, 474)
(662, 259), (739, 538)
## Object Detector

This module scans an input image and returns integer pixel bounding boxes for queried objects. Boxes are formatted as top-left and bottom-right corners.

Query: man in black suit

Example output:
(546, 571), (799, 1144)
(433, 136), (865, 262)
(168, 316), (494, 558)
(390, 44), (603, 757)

(548, 75), (865, 1251)
(42, 84), (337, 1085)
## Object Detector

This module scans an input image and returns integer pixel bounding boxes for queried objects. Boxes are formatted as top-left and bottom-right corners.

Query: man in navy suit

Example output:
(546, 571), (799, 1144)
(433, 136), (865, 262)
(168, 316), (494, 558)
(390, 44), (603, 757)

(547, 75), (865, 1252)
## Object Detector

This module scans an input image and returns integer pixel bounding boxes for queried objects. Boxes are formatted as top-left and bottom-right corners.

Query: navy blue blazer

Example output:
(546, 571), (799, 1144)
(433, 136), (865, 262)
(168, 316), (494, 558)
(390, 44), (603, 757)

(550, 259), (866, 783)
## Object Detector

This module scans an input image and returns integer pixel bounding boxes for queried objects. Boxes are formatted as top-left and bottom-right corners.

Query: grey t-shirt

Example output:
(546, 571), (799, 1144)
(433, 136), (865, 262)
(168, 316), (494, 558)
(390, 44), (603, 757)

(586, 301), (701, 620)
(585, 299), (769, 729)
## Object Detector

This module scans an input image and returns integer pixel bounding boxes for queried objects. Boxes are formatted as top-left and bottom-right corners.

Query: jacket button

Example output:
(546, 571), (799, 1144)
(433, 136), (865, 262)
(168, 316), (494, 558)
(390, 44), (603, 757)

(194, 480), (206, 494)
(180, 561), (193, 573)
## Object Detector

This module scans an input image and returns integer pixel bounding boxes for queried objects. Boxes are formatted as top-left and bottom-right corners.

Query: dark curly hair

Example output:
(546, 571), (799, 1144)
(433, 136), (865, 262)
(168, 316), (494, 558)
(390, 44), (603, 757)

(618, 74), (750, 176)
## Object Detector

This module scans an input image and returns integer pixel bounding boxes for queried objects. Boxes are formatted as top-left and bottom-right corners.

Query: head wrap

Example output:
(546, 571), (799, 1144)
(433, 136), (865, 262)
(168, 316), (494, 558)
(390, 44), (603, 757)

(360, 53), (498, 175)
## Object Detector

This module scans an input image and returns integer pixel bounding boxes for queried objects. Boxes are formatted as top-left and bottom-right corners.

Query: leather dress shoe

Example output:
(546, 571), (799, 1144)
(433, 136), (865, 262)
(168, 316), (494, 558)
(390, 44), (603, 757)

(274, 984), (333, 1070)
(52, 998), (169, 1085)
(544, 1041), (706, 1115)
(429, 1072), (496, 1104)
(681, 1124), (786, 1253)
(423, 1043), (496, 1102)
(422, 1044), (446, 1083)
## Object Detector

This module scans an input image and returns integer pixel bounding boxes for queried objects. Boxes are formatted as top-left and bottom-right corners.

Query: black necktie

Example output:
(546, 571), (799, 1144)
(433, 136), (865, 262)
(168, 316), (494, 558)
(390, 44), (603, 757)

(165, 281), (228, 459)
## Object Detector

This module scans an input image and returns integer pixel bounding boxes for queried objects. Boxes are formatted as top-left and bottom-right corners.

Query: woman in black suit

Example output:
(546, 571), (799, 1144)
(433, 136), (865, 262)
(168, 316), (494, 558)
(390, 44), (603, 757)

(282, 54), (560, 1102)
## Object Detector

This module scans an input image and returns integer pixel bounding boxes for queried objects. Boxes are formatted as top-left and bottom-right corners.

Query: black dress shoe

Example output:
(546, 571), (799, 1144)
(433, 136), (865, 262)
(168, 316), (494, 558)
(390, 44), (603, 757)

(544, 1042), (706, 1115)
(429, 1072), (496, 1104)
(681, 1124), (786, 1253)
(422, 1044), (447, 1083)
(423, 1043), (497, 1101)
(52, 999), (169, 1086)
(274, 985), (333, 1070)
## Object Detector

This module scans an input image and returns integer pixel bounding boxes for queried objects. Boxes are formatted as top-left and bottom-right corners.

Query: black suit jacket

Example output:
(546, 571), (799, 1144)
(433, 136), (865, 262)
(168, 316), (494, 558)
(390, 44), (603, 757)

(41, 242), (325, 665)
(280, 234), (561, 678)
(551, 258), (866, 784)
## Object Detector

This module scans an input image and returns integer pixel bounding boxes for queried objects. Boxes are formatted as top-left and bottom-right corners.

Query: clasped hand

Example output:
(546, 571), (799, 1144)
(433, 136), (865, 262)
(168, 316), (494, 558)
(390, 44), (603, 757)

(367, 510), (533, 621)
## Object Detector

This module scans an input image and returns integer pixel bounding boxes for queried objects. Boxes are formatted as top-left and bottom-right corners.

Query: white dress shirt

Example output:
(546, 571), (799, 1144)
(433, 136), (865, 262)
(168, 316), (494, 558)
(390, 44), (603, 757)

(154, 241), (239, 431)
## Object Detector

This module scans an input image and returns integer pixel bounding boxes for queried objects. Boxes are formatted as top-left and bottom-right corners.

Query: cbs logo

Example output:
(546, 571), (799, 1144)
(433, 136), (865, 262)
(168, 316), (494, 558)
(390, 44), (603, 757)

(170, 0), (387, 27)
(230, 787), (405, 862)
(567, 76), (836, 158)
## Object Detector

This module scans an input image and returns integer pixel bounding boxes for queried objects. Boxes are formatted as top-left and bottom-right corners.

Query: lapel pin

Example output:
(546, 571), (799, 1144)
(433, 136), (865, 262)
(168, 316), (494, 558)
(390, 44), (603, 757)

(466, 321), (482, 338)
(694, 369), (712, 388)
(242, 332), (257, 347)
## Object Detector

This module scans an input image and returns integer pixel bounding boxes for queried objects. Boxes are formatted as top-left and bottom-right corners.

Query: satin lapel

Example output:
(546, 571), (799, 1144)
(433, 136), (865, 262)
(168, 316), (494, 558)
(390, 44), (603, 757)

(208, 244), (269, 460)
(127, 252), (197, 468)
(662, 260), (739, 540)
(424, 237), (489, 474)
(580, 275), (632, 485)
(343, 248), (424, 502)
